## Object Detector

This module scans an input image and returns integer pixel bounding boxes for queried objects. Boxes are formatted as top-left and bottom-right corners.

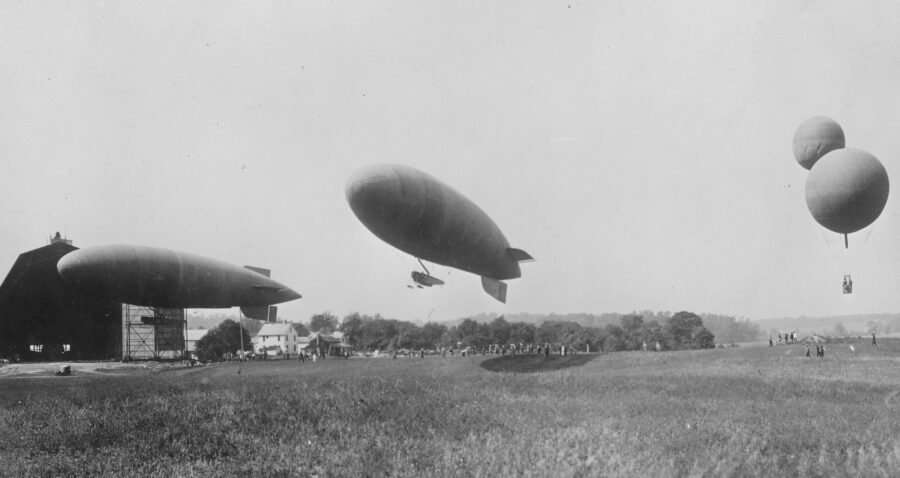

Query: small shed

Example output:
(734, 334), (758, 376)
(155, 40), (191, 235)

(302, 332), (347, 357)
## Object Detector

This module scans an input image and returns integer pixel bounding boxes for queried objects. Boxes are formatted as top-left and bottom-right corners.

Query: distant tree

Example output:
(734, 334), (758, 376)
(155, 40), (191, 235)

(577, 326), (608, 352)
(357, 315), (399, 350)
(387, 336), (399, 353)
(665, 311), (715, 350)
(833, 322), (848, 337)
(508, 322), (536, 345)
(603, 324), (626, 352)
(290, 322), (310, 337)
(691, 326), (716, 349)
(340, 312), (366, 346)
(620, 314), (645, 350)
(642, 320), (667, 350)
(488, 316), (511, 345)
(866, 321), (879, 335)
(396, 321), (422, 350)
(310, 311), (339, 333)
(195, 319), (252, 362)
(420, 322), (448, 349)
(701, 314), (762, 343)
(456, 318), (481, 340)
(536, 321), (583, 345)
(620, 314), (644, 334)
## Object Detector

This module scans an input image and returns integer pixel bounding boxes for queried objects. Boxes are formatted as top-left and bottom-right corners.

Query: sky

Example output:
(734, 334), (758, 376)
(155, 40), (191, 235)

(2, 0), (900, 324)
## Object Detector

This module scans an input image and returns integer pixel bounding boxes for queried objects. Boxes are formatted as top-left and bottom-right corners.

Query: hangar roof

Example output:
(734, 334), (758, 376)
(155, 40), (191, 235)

(0, 241), (78, 305)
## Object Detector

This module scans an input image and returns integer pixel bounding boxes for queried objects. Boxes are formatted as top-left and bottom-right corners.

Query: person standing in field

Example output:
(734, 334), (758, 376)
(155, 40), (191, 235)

(655, 341), (661, 352)
(806, 346), (811, 358)
(872, 333), (877, 347)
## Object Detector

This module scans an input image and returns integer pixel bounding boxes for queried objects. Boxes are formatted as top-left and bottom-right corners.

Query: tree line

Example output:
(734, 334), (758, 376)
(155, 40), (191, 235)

(195, 310), (721, 361)
(331, 310), (717, 353)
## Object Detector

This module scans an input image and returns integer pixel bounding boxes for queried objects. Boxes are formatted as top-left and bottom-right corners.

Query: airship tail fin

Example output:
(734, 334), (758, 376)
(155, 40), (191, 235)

(506, 248), (534, 262)
(481, 276), (508, 303)
(241, 305), (277, 322)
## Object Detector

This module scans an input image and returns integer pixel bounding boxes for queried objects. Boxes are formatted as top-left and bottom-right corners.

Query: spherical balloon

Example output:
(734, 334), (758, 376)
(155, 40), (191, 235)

(805, 148), (889, 234)
(793, 116), (845, 170)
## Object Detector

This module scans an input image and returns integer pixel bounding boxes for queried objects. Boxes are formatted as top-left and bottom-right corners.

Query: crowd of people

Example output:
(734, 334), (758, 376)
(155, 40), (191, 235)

(769, 332), (799, 346)
(766, 332), (880, 359)
(438, 342), (589, 358)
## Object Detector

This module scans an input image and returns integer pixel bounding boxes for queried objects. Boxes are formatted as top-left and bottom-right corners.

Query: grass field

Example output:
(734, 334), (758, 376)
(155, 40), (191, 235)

(3, 339), (900, 477)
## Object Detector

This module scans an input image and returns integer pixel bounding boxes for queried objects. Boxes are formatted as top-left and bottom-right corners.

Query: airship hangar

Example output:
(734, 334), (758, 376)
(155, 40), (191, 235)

(0, 234), (283, 362)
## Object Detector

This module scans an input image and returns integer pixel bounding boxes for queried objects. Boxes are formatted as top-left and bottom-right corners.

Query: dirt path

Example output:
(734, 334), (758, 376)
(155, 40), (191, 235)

(0, 360), (191, 378)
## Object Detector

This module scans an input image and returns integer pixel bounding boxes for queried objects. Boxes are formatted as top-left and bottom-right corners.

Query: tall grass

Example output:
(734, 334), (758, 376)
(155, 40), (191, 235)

(2, 339), (900, 476)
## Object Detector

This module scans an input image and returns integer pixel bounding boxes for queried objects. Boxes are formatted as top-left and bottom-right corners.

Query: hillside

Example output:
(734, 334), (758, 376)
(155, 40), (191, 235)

(754, 313), (900, 336)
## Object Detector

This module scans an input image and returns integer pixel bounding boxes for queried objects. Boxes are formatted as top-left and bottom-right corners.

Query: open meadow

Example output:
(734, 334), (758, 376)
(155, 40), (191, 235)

(3, 340), (900, 477)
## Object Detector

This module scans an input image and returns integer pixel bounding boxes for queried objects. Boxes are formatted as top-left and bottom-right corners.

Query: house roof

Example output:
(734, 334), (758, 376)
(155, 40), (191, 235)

(306, 332), (341, 343)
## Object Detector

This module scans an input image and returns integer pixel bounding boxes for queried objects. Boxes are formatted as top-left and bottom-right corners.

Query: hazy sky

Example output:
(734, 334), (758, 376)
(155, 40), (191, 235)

(2, 1), (900, 324)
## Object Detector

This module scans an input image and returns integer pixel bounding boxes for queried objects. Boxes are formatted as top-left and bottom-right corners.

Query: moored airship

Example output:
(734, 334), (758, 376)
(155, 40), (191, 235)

(346, 164), (533, 303)
(56, 244), (301, 309)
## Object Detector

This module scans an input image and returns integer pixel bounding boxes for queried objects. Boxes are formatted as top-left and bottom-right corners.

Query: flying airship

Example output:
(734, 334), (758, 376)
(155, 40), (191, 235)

(793, 116), (846, 170)
(56, 244), (301, 309)
(805, 148), (890, 239)
(793, 115), (890, 294)
(346, 164), (533, 303)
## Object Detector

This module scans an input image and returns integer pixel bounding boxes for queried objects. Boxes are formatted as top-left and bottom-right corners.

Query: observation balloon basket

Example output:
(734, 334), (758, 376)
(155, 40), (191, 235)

(842, 275), (853, 294)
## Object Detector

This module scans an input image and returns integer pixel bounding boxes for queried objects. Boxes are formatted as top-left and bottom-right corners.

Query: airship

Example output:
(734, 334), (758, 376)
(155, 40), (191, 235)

(346, 164), (533, 303)
(56, 244), (301, 309)
(805, 148), (889, 239)
(793, 116), (846, 170)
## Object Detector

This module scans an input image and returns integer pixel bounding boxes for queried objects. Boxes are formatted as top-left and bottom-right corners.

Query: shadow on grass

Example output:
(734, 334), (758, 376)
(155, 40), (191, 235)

(479, 354), (600, 373)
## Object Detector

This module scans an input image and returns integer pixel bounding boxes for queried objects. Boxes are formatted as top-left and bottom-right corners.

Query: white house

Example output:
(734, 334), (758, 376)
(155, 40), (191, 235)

(254, 323), (304, 355)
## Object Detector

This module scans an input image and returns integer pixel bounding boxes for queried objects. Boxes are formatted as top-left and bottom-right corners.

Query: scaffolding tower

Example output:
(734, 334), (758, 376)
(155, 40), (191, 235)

(122, 304), (186, 360)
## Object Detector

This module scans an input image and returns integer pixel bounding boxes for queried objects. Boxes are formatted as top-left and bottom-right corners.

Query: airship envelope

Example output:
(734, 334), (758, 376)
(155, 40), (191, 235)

(793, 116), (845, 170)
(57, 244), (301, 309)
(805, 148), (889, 235)
(346, 164), (532, 303)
